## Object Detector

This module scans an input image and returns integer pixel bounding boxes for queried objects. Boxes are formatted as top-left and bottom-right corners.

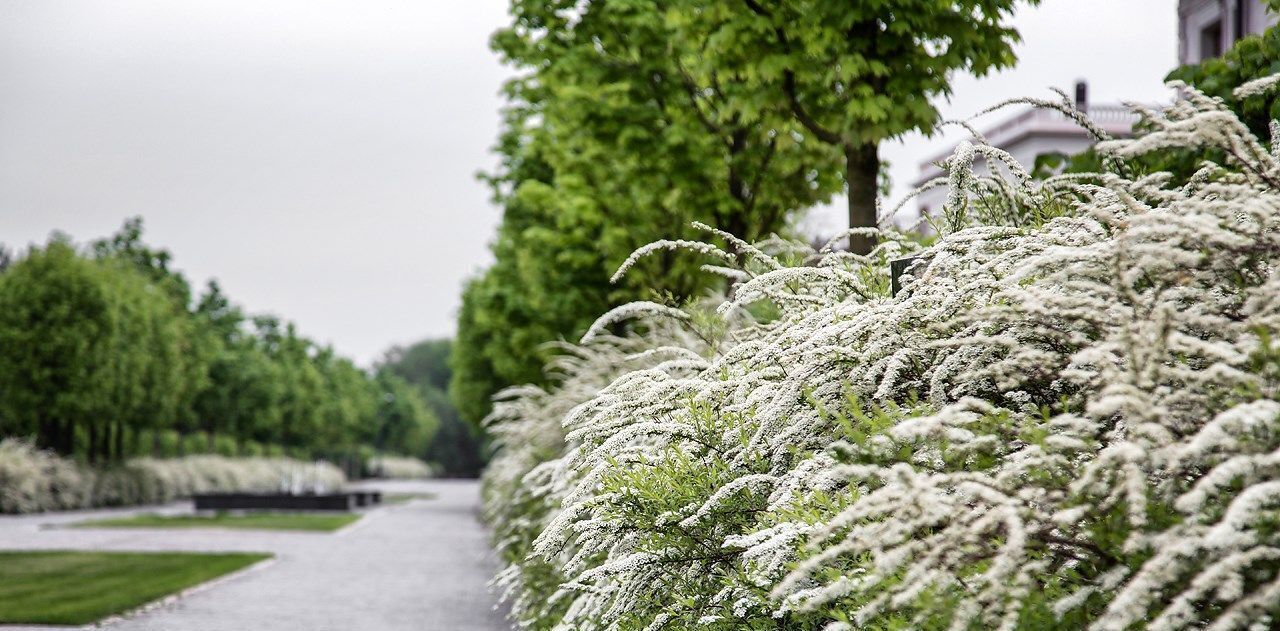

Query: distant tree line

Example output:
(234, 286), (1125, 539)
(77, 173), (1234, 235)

(0, 219), (438, 473)
(374, 338), (485, 477)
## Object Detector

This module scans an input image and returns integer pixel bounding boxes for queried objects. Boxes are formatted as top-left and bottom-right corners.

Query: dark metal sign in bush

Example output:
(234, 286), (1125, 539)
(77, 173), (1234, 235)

(890, 255), (919, 297)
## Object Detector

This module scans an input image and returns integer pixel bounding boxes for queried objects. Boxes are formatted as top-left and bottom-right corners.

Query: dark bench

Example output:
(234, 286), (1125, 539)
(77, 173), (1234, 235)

(194, 492), (358, 512)
(351, 491), (382, 507)
(890, 255), (920, 297)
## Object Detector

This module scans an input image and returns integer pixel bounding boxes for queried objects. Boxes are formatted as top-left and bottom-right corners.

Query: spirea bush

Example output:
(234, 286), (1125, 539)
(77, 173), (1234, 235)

(0, 438), (345, 513)
(482, 79), (1280, 631)
(0, 438), (94, 513)
(370, 455), (437, 479)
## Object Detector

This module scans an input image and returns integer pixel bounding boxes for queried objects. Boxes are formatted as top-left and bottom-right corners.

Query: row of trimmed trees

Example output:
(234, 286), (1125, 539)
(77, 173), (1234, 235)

(450, 0), (1037, 426)
(0, 220), (437, 470)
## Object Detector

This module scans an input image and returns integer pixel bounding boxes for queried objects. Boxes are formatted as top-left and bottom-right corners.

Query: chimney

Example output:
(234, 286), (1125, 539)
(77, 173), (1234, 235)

(1074, 80), (1088, 113)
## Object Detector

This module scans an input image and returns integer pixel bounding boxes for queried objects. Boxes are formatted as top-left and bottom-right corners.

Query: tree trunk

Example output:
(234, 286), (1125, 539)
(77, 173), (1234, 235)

(96, 423), (104, 462)
(98, 423), (108, 462)
(34, 411), (51, 451)
(88, 422), (98, 464)
(59, 419), (75, 457)
(111, 423), (124, 462)
(845, 142), (880, 255)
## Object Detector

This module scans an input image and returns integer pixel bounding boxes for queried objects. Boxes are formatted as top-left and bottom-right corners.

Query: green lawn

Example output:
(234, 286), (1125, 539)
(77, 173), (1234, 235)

(383, 492), (437, 505)
(0, 550), (270, 625)
(74, 512), (361, 532)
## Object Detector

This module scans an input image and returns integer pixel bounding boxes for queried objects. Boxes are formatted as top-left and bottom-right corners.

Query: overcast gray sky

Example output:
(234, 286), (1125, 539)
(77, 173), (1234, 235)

(0, 0), (1178, 365)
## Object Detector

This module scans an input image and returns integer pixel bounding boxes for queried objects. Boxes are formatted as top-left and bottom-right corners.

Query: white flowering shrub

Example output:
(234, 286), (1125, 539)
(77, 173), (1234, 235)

(370, 455), (437, 479)
(484, 332), (709, 628)
(482, 79), (1280, 631)
(0, 438), (93, 513)
(0, 438), (345, 513)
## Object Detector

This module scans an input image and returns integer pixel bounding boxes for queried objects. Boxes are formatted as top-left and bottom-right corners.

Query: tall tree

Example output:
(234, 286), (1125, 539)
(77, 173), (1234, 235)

(0, 239), (185, 462)
(370, 372), (437, 458)
(453, 0), (845, 424)
(92, 218), (211, 439)
(0, 240), (116, 455)
(91, 216), (192, 308)
(190, 281), (288, 453)
(100, 256), (189, 461)
(668, 0), (1035, 252)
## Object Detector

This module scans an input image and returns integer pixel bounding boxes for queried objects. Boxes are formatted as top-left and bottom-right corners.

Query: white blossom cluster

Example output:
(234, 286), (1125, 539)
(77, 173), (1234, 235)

(0, 438), (346, 513)
(369, 455), (436, 479)
(482, 81), (1280, 630)
(483, 331), (706, 627)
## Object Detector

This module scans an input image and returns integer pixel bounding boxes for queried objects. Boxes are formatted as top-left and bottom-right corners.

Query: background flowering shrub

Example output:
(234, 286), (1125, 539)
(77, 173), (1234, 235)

(0, 438), (345, 514)
(482, 81), (1280, 630)
(369, 455), (437, 479)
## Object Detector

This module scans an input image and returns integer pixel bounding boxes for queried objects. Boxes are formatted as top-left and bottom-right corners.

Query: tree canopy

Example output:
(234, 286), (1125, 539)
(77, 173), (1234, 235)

(667, 0), (1034, 251)
(452, 0), (1038, 425)
(0, 220), (438, 472)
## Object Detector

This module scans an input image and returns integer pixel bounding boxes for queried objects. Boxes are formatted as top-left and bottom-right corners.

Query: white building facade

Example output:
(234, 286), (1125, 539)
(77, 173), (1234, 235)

(1179, 0), (1275, 64)
(912, 1), (1274, 224)
(911, 95), (1139, 223)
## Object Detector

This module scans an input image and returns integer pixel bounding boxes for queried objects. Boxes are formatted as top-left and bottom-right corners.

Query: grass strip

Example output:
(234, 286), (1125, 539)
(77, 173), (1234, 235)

(382, 492), (437, 505)
(74, 512), (360, 532)
(0, 550), (270, 625)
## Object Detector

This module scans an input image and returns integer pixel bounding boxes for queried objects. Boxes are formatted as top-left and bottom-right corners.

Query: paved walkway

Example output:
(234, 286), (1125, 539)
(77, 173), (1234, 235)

(0, 479), (511, 631)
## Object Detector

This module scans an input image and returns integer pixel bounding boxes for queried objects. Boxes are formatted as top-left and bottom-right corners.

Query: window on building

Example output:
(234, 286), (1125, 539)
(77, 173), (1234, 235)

(1200, 19), (1224, 61)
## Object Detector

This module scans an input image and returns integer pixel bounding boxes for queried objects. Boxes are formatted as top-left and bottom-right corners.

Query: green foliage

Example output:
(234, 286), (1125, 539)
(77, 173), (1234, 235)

(90, 216), (193, 308)
(178, 433), (206, 457)
(667, 0), (1035, 249)
(0, 238), (189, 462)
(452, 0), (862, 425)
(378, 338), (485, 477)
(371, 372), (437, 458)
(1167, 22), (1280, 140)
(379, 337), (452, 392)
(483, 64), (1280, 630)
(0, 240), (111, 445)
(0, 551), (270, 625)
(454, 0), (1039, 427)
(74, 512), (360, 532)
(152, 430), (183, 458)
(0, 219), (436, 470)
